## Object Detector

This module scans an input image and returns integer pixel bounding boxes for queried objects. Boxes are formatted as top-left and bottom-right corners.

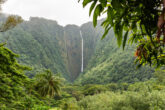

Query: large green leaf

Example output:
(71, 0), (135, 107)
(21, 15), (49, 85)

(89, 1), (97, 16)
(114, 23), (123, 47)
(93, 4), (103, 27)
(83, 0), (93, 7)
(107, 7), (114, 25)
(123, 31), (129, 50)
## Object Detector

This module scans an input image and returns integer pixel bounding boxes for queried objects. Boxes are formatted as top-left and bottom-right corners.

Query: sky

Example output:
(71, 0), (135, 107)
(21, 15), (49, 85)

(2, 0), (94, 26)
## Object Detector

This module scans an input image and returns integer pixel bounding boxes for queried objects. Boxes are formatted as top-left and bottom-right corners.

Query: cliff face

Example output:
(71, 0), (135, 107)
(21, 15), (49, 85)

(63, 25), (82, 80)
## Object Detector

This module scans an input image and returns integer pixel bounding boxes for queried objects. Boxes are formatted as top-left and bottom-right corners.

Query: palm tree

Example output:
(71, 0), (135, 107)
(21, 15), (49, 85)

(35, 70), (62, 98)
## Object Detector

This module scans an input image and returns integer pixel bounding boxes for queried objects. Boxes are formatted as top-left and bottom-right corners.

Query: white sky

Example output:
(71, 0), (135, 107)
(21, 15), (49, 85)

(2, 0), (94, 26)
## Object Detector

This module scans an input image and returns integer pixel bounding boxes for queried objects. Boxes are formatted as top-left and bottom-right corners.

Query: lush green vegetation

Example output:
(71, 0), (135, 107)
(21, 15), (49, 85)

(0, 54), (63, 109)
(49, 71), (165, 110)
(0, 17), (99, 80)
(0, 17), (161, 110)
(0, 17), (69, 79)
(76, 30), (154, 85)
(0, 17), (154, 83)
(81, 0), (165, 67)
(0, 16), (158, 109)
(1, 0), (165, 109)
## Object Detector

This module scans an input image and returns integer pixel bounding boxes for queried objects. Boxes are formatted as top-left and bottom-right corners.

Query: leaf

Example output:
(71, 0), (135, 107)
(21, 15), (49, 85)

(107, 7), (114, 25)
(101, 19), (109, 27)
(114, 23), (123, 47)
(99, 0), (107, 7)
(89, 1), (97, 16)
(93, 13), (97, 27)
(123, 31), (129, 50)
(101, 26), (111, 40)
(83, 0), (93, 7)
(93, 4), (103, 27)
(117, 27), (123, 47)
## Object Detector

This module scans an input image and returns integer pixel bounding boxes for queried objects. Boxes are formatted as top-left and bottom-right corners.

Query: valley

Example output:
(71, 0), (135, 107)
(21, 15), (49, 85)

(0, 17), (154, 82)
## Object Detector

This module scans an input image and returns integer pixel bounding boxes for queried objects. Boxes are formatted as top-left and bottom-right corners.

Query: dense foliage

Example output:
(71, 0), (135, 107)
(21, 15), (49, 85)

(0, 1), (163, 109)
(34, 70), (62, 98)
(0, 46), (27, 109)
(50, 71), (165, 110)
(0, 46), (53, 109)
(80, 0), (165, 67)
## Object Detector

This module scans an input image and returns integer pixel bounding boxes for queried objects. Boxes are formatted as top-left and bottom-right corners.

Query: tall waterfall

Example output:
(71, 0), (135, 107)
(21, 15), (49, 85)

(80, 30), (83, 72)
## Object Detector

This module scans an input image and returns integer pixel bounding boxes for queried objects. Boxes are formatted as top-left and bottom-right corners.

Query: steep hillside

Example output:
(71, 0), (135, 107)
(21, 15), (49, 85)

(0, 16), (154, 82)
(76, 29), (154, 84)
(0, 17), (97, 80)
(0, 17), (69, 78)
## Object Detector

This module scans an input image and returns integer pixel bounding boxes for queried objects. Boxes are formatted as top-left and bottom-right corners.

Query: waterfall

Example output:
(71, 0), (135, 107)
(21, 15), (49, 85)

(80, 30), (83, 72)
